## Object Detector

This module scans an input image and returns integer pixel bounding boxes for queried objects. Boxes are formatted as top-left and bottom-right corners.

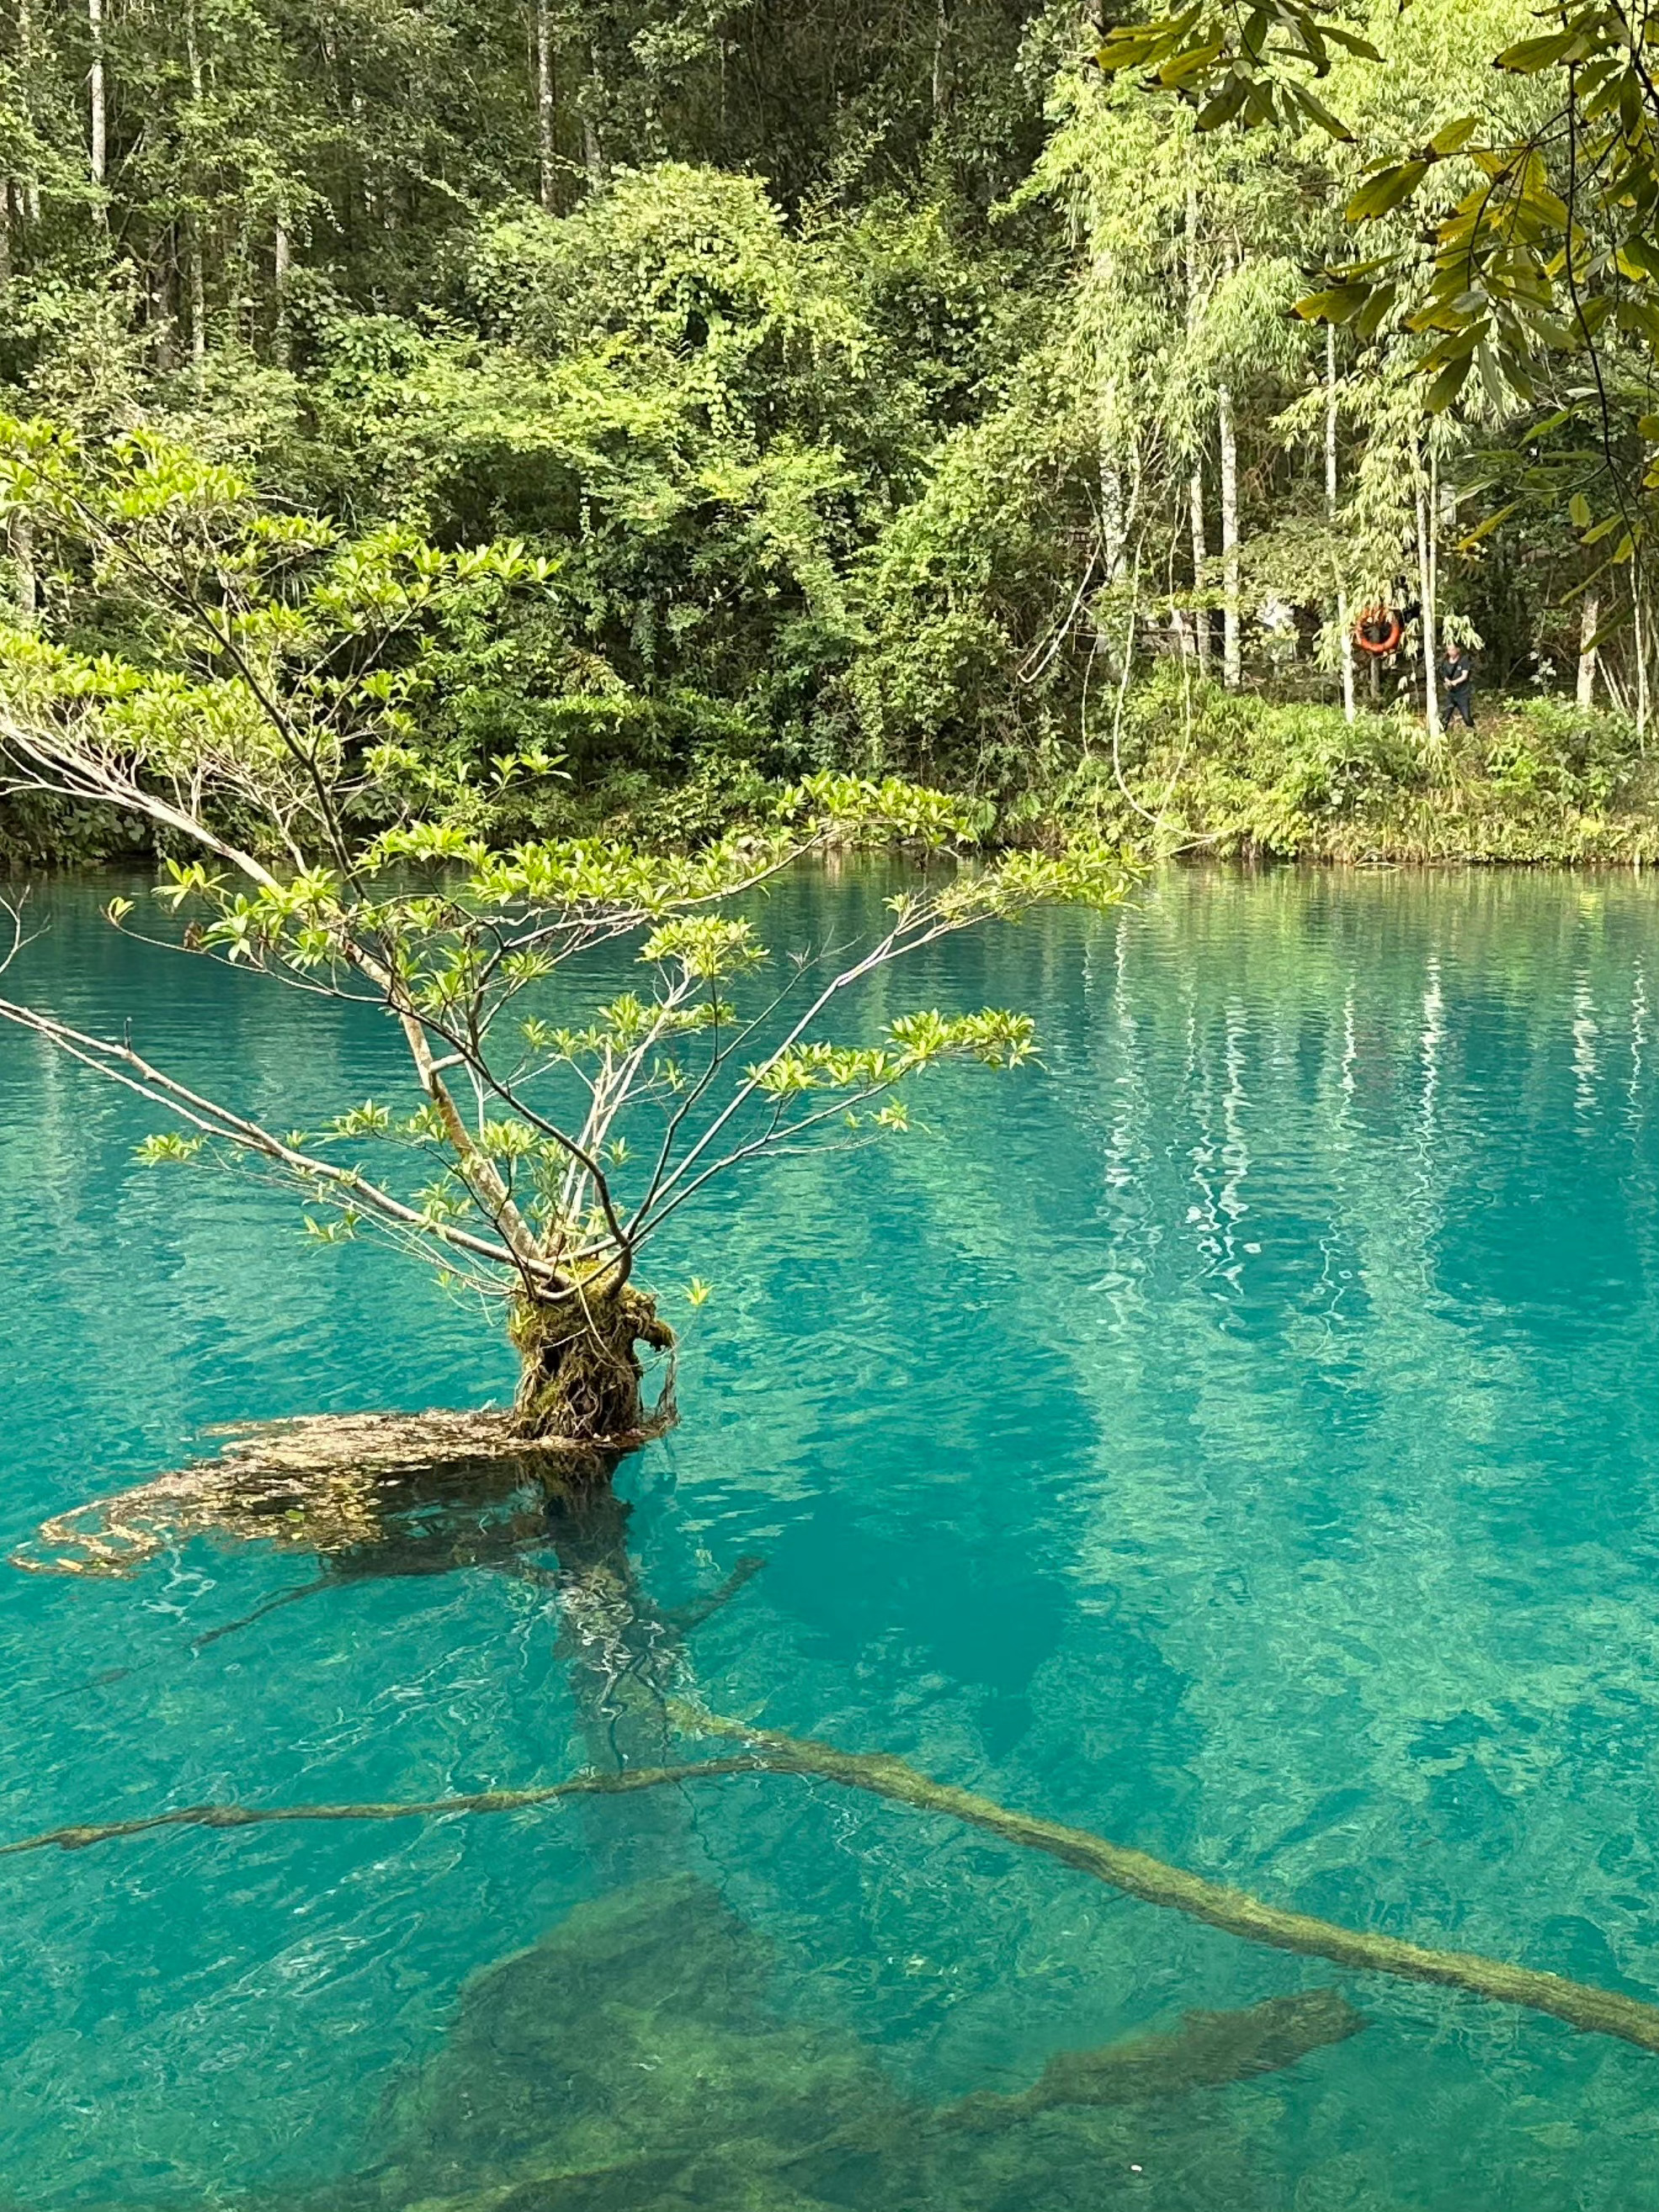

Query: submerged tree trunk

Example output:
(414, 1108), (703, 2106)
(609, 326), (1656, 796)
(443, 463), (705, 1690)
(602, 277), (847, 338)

(1578, 591), (1600, 711)
(509, 1282), (674, 1448)
(1218, 381), (1241, 689)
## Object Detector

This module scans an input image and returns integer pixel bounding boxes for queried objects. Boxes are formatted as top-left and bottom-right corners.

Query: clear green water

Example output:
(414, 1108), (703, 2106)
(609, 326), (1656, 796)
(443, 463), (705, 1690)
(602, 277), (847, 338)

(4, 864), (1659, 2209)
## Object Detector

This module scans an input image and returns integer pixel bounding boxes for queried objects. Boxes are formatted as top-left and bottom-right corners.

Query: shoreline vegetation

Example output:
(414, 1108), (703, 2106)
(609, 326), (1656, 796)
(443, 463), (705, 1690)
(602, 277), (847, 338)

(9, 676), (1658, 874)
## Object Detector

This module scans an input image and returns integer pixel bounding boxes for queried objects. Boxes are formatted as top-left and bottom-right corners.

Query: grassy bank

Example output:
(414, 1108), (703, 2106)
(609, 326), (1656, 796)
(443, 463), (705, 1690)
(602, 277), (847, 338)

(1029, 671), (1659, 867)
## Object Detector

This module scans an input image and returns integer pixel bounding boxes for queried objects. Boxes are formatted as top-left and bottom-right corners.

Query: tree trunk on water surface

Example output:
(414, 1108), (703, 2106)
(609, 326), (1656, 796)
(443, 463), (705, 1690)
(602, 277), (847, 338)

(509, 1283), (675, 1451)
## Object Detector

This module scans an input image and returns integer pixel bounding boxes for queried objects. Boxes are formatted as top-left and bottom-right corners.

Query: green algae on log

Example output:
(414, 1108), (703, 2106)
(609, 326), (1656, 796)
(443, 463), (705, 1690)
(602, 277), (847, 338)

(682, 1710), (1659, 2060)
(7, 1709), (1659, 2061)
(9, 1411), (596, 1577)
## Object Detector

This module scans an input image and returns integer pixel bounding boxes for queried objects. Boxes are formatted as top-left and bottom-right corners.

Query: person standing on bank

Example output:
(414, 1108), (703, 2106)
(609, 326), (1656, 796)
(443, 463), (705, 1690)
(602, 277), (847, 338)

(1442, 638), (1475, 729)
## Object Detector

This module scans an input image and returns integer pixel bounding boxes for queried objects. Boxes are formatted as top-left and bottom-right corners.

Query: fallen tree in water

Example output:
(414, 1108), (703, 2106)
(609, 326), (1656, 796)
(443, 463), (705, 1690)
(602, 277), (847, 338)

(12, 1409), (577, 1577)
(6, 1704), (1659, 2060)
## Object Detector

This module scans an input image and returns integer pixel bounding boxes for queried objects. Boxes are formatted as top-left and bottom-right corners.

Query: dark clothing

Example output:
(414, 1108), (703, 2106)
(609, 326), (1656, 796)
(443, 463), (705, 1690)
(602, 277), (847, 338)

(1442, 649), (1474, 729)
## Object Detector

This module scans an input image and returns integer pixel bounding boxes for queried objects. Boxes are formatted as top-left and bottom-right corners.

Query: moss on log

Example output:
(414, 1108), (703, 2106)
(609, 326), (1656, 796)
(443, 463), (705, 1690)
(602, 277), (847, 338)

(7, 1708), (1659, 2061)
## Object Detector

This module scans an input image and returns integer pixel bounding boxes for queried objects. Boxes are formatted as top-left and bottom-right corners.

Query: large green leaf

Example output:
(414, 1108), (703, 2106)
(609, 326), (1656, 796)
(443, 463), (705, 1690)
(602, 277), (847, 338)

(1346, 162), (1431, 224)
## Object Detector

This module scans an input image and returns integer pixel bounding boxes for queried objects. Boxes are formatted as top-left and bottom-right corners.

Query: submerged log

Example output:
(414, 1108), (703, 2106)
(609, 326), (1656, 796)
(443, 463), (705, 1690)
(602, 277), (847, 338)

(6, 1708), (1659, 2061)
(939, 1986), (1366, 2130)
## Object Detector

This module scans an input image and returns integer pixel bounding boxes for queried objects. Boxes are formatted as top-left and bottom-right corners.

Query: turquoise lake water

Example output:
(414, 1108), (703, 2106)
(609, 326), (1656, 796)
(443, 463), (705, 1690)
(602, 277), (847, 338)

(3, 864), (1659, 2209)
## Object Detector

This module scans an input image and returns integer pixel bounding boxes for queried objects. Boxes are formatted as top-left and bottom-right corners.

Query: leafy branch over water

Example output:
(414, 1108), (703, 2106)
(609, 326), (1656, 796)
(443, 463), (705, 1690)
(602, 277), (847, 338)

(0, 424), (1128, 1451)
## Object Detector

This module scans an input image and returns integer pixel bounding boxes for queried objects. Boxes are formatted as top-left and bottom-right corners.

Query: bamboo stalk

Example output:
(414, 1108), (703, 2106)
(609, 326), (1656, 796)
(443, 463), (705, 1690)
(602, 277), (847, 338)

(8, 1715), (1659, 2060)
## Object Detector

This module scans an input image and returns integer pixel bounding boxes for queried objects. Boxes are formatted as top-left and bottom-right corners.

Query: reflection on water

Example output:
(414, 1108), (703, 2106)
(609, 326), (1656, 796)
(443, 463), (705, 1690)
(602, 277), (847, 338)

(5, 865), (1659, 2206)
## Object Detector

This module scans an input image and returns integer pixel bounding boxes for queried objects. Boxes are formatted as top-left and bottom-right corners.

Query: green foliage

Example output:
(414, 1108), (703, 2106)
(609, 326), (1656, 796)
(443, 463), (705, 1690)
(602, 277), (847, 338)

(1046, 666), (1659, 863)
(0, 428), (1129, 1380)
(7, 0), (1659, 867)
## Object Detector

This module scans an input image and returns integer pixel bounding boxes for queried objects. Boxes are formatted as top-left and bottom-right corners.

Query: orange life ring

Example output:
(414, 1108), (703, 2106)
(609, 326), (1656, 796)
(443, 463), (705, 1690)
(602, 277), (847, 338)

(1354, 606), (1402, 656)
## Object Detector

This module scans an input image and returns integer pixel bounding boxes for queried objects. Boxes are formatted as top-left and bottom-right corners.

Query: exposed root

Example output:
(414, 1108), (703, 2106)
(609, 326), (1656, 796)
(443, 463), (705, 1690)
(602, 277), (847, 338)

(7, 1706), (1659, 2061)
(510, 1284), (676, 1449)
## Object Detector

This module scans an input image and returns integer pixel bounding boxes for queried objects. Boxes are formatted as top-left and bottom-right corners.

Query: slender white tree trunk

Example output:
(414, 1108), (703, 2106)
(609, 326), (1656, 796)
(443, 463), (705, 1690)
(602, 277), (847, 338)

(1185, 184), (1210, 675)
(273, 214), (291, 363)
(1189, 465), (1210, 676)
(1100, 449), (1126, 583)
(19, 0), (40, 224)
(582, 46), (604, 187)
(10, 513), (36, 626)
(534, 0), (557, 211)
(1637, 586), (1650, 747)
(185, 0), (205, 361)
(187, 221), (205, 361)
(1413, 432), (1440, 742)
(1577, 592), (1599, 711)
(88, 0), (108, 217)
(1218, 380), (1241, 689)
(1327, 326), (1355, 724)
(932, 0), (949, 114)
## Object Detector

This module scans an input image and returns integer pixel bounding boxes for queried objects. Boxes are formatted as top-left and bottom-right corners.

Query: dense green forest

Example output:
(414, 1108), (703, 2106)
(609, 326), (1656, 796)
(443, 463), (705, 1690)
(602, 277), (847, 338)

(6, 0), (1659, 864)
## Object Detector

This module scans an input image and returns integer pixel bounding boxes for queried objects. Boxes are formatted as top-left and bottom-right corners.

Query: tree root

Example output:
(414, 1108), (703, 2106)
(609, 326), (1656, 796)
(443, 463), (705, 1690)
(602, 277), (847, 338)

(6, 1708), (1659, 2060)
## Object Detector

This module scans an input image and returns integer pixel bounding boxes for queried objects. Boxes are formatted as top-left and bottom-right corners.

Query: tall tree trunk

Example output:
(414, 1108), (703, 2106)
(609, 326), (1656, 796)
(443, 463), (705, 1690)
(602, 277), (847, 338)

(932, 0), (949, 114)
(582, 45), (605, 188)
(1326, 326), (1355, 724)
(0, 184), (11, 286)
(1577, 591), (1600, 711)
(19, 0), (40, 226)
(534, 0), (557, 212)
(273, 214), (291, 364)
(1185, 184), (1209, 675)
(10, 513), (36, 626)
(187, 219), (206, 362)
(1218, 381), (1241, 689)
(151, 244), (176, 369)
(1189, 465), (1210, 676)
(185, 0), (205, 361)
(1637, 585), (1650, 748)
(1413, 432), (1440, 743)
(88, 0), (108, 219)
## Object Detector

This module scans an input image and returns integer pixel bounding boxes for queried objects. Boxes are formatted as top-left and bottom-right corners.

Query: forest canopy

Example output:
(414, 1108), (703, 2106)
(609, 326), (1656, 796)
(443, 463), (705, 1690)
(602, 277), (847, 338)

(4, 0), (1659, 864)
